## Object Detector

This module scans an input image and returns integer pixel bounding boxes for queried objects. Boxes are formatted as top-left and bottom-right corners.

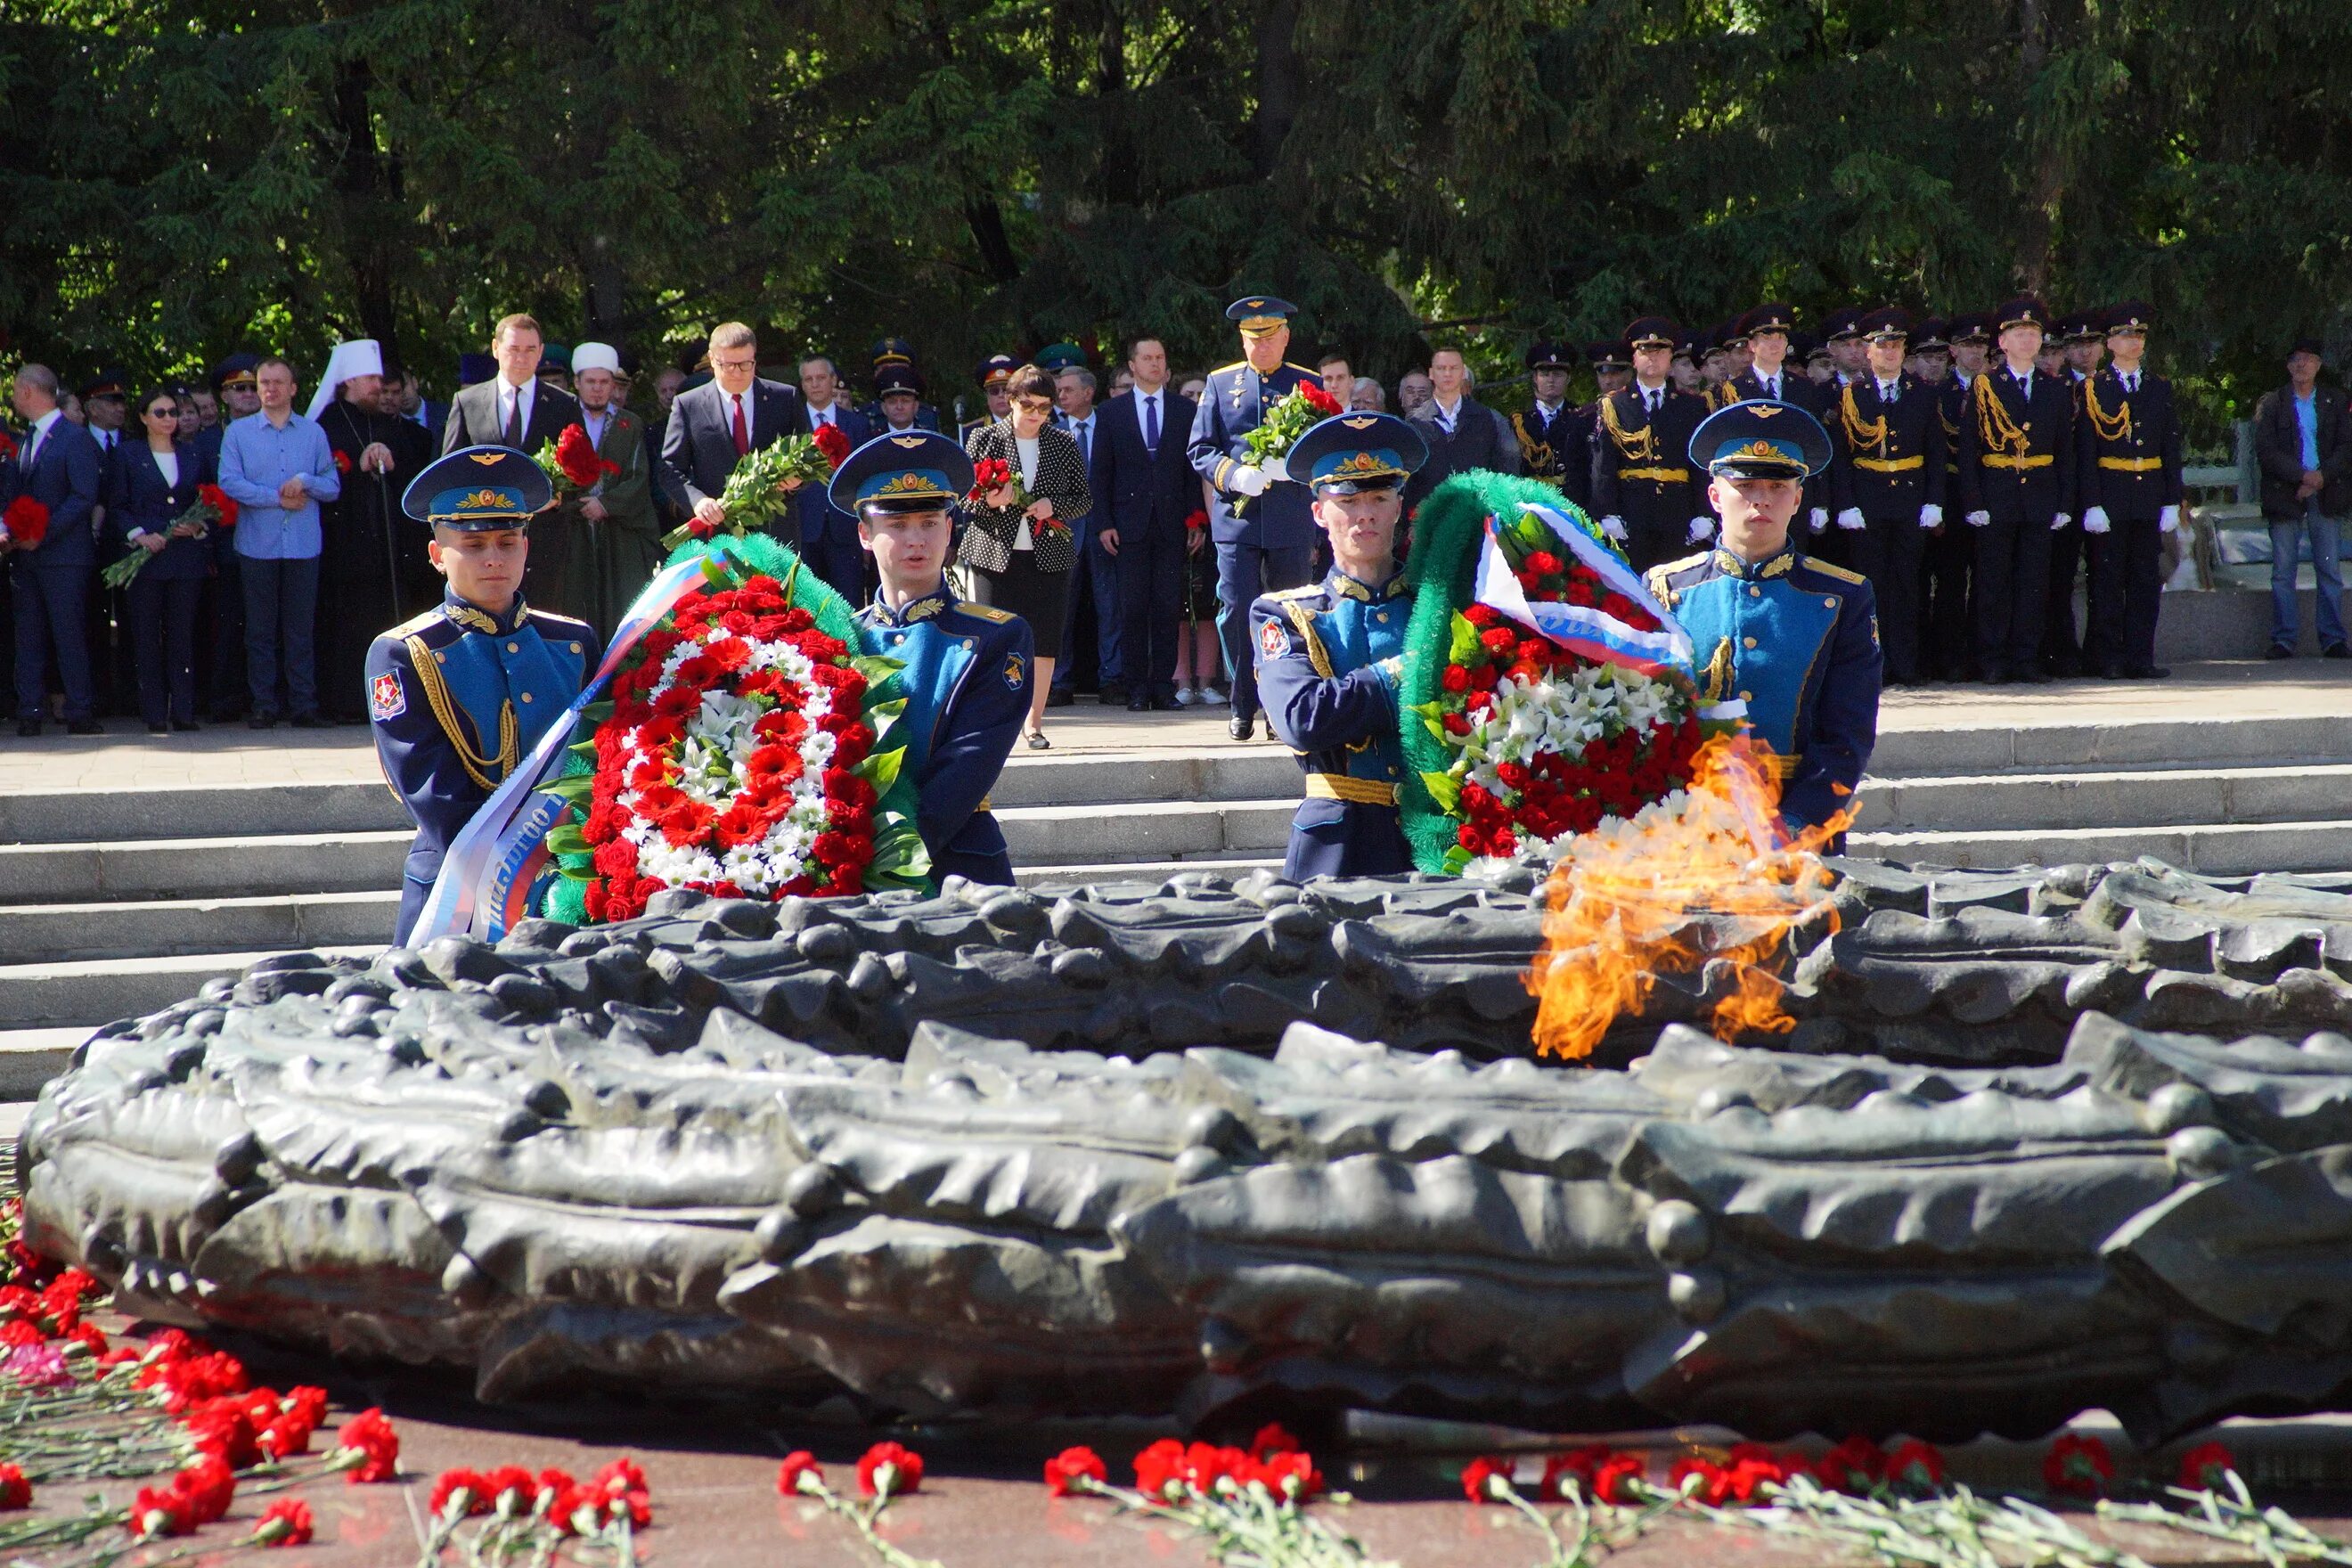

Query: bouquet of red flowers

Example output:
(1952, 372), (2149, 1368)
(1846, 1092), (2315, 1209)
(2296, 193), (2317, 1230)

(535, 424), (620, 500)
(0, 496), (49, 552)
(965, 455), (1029, 510)
(663, 430), (851, 550)
(1241, 382), (1345, 468)
(101, 485), (238, 590)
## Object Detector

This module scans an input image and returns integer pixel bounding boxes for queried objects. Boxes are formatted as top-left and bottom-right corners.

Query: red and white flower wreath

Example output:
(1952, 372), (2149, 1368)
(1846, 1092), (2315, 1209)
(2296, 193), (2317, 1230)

(576, 575), (882, 921)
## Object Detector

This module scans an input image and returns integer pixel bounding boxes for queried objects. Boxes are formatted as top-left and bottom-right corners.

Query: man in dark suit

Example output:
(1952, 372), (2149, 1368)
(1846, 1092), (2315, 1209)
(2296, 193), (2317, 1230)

(1091, 337), (1198, 711)
(1590, 316), (1711, 571)
(443, 314), (583, 609)
(1957, 298), (2078, 684)
(792, 352), (871, 602)
(2253, 337), (2352, 659)
(2077, 303), (2185, 678)
(660, 322), (805, 541)
(1829, 309), (1947, 686)
(5, 364), (104, 734)
(1405, 346), (1521, 513)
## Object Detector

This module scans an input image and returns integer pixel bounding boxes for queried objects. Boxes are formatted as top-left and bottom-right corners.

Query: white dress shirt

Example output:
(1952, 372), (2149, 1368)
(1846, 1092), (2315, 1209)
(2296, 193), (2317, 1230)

(499, 378), (536, 441)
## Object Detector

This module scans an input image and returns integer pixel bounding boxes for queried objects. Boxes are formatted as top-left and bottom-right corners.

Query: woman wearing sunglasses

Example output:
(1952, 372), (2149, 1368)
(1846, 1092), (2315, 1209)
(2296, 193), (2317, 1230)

(103, 387), (216, 733)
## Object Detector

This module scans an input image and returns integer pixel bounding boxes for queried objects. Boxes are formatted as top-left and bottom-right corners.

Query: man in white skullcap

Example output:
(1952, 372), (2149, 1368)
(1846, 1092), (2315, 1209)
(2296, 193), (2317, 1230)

(566, 343), (663, 636)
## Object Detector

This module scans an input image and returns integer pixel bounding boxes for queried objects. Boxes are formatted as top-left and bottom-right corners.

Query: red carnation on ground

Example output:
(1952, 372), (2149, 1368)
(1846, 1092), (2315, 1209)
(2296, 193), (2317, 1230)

(1668, 1455), (1731, 1506)
(253, 1497), (314, 1547)
(328, 1407), (401, 1482)
(813, 421), (853, 469)
(1461, 1455), (1515, 1502)
(778, 1450), (826, 1496)
(2043, 1433), (2114, 1497)
(857, 1441), (923, 1499)
(1884, 1440), (1946, 1493)
(1, 495), (49, 551)
(431, 1468), (489, 1517)
(0, 1463), (29, 1510)
(1133, 1438), (1188, 1500)
(1816, 1434), (1885, 1492)
(1043, 1446), (1106, 1497)
(2176, 1441), (2235, 1492)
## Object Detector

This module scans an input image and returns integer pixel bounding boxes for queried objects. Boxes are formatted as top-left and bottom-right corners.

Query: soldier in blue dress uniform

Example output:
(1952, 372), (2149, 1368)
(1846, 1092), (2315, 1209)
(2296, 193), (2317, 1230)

(833, 429), (1033, 888)
(367, 446), (600, 945)
(1248, 411), (1428, 879)
(1644, 400), (1883, 843)
(1188, 295), (1327, 741)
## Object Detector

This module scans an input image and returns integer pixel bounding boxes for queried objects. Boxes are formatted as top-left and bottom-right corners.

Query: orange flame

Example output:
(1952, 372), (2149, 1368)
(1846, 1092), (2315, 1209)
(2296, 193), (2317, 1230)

(1526, 733), (1850, 1060)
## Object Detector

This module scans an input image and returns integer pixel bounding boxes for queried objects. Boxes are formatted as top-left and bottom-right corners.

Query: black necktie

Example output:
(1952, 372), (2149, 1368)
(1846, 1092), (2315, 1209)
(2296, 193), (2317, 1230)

(503, 388), (523, 448)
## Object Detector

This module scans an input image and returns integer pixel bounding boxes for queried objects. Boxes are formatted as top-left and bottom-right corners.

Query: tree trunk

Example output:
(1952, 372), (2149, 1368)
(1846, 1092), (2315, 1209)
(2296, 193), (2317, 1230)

(1251, 0), (1303, 182)
(330, 58), (401, 353)
(2013, 0), (2059, 292)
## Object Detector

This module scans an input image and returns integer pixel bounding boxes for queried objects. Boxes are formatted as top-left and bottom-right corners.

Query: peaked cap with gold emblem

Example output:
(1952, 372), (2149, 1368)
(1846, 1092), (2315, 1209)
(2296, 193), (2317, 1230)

(401, 445), (551, 529)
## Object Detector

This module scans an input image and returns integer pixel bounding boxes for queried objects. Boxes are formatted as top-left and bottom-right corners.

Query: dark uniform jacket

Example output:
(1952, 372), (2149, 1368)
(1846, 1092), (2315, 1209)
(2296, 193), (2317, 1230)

(2253, 383), (2352, 522)
(1645, 543), (1882, 837)
(1405, 396), (1521, 510)
(1588, 386), (1709, 532)
(1248, 567), (1414, 878)
(1188, 361), (1323, 550)
(1830, 374), (1948, 519)
(1956, 365), (2078, 522)
(367, 589), (600, 940)
(1722, 367), (1828, 416)
(1510, 402), (1584, 501)
(2076, 368), (2184, 522)
(854, 583), (1032, 888)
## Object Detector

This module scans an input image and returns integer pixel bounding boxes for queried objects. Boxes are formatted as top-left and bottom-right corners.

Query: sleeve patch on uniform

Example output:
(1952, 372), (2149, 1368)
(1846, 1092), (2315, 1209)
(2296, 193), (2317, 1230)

(1259, 618), (1291, 659)
(1003, 654), (1025, 692)
(370, 670), (406, 722)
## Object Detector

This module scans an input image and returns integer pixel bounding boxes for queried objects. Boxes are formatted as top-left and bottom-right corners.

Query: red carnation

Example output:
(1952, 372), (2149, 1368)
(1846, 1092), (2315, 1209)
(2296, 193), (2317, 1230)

(1184, 508), (1208, 534)
(431, 1468), (489, 1518)
(1044, 1446), (1107, 1498)
(254, 1497), (314, 1547)
(554, 424), (606, 489)
(329, 1407), (401, 1483)
(779, 1450), (825, 1496)
(332, 448), (352, 475)
(814, 421), (853, 469)
(1302, 384), (1343, 416)
(968, 456), (1012, 502)
(857, 1441), (923, 1499)
(1440, 664), (1471, 693)
(2043, 1433), (2114, 1497)
(1816, 1434), (1884, 1492)
(199, 482), (239, 529)
(0, 1464), (29, 1510)
(1461, 1455), (1515, 1502)
(2176, 1441), (2235, 1493)
(1884, 1440), (1946, 1493)
(1, 495), (49, 551)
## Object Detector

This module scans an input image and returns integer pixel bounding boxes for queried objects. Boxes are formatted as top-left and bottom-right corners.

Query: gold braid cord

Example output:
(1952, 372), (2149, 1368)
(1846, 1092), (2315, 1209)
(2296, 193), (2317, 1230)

(1974, 374), (2032, 460)
(2082, 375), (2136, 445)
(1839, 383), (1891, 456)
(1597, 393), (1660, 462)
(403, 635), (520, 791)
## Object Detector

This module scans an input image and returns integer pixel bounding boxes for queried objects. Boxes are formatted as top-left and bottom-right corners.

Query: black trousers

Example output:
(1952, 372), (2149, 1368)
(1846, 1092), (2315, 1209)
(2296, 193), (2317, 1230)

(1850, 513), (1928, 682)
(2087, 514), (2165, 672)
(1921, 519), (1975, 678)
(1116, 519), (1185, 698)
(1625, 516), (1687, 574)
(2042, 519), (2087, 668)
(127, 571), (202, 727)
(1972, 513), (2054, 678)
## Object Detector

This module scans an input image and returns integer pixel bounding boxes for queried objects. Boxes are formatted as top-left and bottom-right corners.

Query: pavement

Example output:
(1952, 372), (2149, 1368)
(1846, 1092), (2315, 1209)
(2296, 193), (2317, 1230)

(1, 659), (2345, 790)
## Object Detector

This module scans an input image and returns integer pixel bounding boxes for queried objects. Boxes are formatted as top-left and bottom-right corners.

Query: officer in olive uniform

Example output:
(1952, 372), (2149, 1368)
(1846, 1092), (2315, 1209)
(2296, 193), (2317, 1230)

(1957, 297), (2078, 684)
(1250, 412), (1429, 878)
(1829, 308), (1947, 686)
(2077, 302), (2183, 679)
(835, 429), (1033, 888)
(1590, 316), (1711, 571)
(1512, 341), (1584, 502)
(1188, 296), (1327, 740)
(1646, 400), (1882, 842)
(368, 446), (600, 945)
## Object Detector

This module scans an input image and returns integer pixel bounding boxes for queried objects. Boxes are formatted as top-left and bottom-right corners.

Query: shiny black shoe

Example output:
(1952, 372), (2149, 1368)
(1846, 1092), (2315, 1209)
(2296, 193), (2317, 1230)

(1098, 681), (1131, 706)
(1126, 692), (1150, 713)
(2267, 644), (2295, 660)
(1149, 690), (1181, 712)
(1229, 712), (1255, 741)
(2326, 643), (2351, 661)
(2126, 665), (2172, 680)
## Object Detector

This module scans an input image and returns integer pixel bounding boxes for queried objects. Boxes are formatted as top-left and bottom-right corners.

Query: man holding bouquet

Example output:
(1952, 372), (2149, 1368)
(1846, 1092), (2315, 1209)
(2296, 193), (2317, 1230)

(835, 431), (1032, 889)
(1250, 412), (1428, 878)
(1188, 296), (1329, 740)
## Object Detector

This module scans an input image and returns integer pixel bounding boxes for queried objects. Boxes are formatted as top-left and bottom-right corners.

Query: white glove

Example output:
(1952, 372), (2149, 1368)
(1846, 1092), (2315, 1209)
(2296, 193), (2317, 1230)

(1836, 507), (1866, 532)
(1686, 516), (1714, 543)
(2051, 512), (2072, 531)
(1229, 464), (1268, 497)
(1261, 452), (1290, 484)
(1919, 503), (1943, 529)
(1809, 506), (1830, 533)
(2083, 506), (2111, 535)
(2159, 504), (2180, 534)
(1599, 515), (1629, 543)
(1966, 510), (1992, 528)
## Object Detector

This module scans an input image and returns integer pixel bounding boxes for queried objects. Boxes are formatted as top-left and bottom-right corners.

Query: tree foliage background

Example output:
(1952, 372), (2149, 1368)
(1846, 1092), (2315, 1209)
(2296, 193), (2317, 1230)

(3, 0), (2348, 441)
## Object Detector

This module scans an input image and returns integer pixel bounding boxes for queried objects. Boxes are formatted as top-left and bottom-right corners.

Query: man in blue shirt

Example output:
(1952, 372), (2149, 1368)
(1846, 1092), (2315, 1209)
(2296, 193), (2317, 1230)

(216, 355), (342, 727)
(2254, 339), (2352, 658)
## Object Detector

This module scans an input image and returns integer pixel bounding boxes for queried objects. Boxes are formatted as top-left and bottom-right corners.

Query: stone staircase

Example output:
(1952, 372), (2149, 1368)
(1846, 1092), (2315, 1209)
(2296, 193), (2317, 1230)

(1, 708), (2348, 1039)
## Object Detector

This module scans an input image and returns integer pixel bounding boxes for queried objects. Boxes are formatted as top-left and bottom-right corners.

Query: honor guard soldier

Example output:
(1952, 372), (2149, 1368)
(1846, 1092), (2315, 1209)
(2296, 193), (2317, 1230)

(2077, 302), (2182, 679)
(1646, 401), (1882, 842)
(1829, 308), (1947, 686)
(961, 354), (1019, 445)
(1250, 412), (1429, 878)
(1188, 295), (1326, 740)
(1513, 341), (1585, 501)
(1957, 297), (2078, 684)
(861, 338), (942, 433)
(368, 446), (600, 946)
(835, 430), (1033, 888)
(2038, 307), (2109, 674)
(1923, 311), (1992, 679)
(1589, 316), (1712, 571)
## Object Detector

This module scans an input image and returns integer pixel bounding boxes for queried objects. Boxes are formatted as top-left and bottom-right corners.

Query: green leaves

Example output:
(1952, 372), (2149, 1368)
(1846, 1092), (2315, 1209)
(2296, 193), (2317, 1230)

(854, 744), (907, 797)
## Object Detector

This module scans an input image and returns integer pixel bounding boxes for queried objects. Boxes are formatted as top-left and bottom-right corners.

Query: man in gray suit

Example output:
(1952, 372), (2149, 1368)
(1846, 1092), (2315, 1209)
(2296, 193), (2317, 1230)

(443, 314), (583, 610)
(658, 323), (806, 541)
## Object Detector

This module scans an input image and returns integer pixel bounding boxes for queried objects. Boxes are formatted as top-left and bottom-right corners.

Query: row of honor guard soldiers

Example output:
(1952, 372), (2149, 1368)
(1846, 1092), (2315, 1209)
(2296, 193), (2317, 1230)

(1519, 298), (2181, 684)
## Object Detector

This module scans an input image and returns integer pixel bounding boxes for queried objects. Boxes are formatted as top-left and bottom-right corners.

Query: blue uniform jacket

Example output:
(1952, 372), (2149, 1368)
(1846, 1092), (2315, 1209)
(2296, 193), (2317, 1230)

(854, 583), (1032, 889)
(102, 443), (216, 583)
(1187, 362), (1324, 550)
(1645, 543), (1882, 836)
(1249, 568), (1414, 878)
(367, 590), (600, 937)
